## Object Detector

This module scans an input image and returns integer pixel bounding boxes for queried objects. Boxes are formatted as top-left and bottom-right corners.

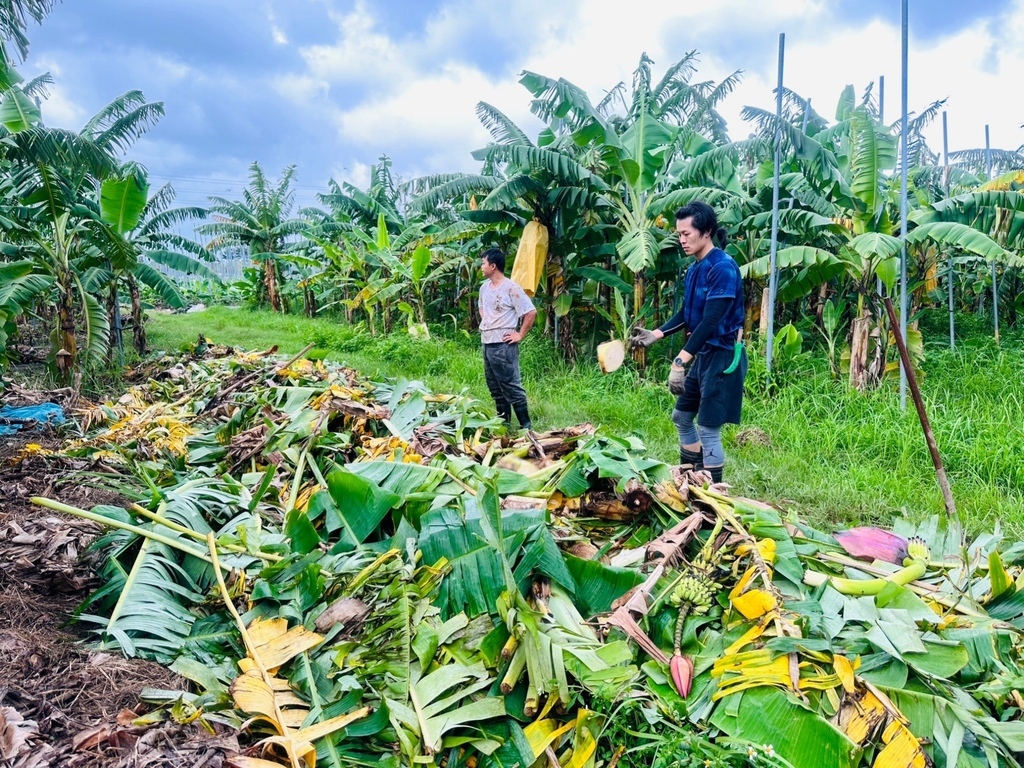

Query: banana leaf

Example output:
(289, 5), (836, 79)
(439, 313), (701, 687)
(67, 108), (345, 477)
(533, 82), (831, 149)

(892, 514), (964, 561)
(883, 686), (1019, 767)
(986, 587), (1024, 626)
(307, 468), (401, 551)
(563, 554), (644, 618)
(345, 460), (447, 495)
(711, 687), (861, 768)
(78, 536), (204, 663)
(418, 501), (575, 620)
(473, 721), (535, 768)
(386, 661), (506, 758)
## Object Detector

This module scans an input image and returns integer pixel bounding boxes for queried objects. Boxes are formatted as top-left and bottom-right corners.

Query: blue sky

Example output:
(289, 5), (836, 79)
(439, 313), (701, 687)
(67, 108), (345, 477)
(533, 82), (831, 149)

(20, 0), (1024, 220)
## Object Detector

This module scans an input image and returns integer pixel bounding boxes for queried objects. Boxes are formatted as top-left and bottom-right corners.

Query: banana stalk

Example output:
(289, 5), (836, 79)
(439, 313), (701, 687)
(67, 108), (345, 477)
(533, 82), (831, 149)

(501, 634), (519, 660)
(501, 645), (527, 694)
(806, 536), (931, 596)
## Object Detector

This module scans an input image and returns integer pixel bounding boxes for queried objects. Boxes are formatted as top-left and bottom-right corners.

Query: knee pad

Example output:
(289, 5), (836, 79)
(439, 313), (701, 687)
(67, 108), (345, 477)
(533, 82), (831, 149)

(696, 424), (725, 467)
(672, 409), (699, 446)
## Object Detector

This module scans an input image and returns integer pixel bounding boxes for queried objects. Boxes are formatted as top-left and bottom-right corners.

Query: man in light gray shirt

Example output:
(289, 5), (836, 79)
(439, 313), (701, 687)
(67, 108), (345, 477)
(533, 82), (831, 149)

(478, 247), (537, 431)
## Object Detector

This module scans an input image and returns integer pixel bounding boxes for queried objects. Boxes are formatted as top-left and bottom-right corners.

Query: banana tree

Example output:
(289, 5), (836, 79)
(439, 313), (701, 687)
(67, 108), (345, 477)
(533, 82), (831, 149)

(0, 88), (124, 378)
(200, 162), (306, 313)
(517, 54), (746, 319)
(0, 0), (55, 62)
(100, 170), (216, 352)
(912, 189), (1024, 327)
(739, 88), (1013, 388)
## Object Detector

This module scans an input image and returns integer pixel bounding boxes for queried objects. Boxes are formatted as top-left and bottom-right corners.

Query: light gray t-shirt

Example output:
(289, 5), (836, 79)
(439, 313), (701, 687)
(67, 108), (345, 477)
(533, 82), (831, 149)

(478, 278), (535, 344)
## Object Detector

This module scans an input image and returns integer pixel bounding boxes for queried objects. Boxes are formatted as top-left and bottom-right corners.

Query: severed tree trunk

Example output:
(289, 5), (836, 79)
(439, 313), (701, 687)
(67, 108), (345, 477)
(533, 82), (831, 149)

(631, 272), (647, 370)
(105, 281), (119, 363)
(56, 270), (77, 385)
(129, 275), (146, 354)
(758, 286), (770, 338)
(743, 283), (760, 338)
(304, 284), (317, 318)
(848, 309), (872, 391)
(264, 258), (282, 312)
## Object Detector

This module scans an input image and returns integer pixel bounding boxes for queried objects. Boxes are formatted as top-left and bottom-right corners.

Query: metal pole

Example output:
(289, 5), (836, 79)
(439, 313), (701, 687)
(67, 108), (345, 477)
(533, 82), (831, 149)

(879, 75), (885, 124)
(943, 111), (954, 349)
(876, 76), (885, 297)
(765, 32), (785, 376)
(986, 124), (999, 343)
(899, 0), (909, 410)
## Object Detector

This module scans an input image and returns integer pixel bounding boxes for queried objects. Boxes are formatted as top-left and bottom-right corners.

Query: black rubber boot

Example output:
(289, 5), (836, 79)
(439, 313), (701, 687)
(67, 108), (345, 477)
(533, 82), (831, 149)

(512, 401), (532, 431)
(707, 466), (724, 484)
(496, 400), (512, 426)
(679, 447), (703, 470)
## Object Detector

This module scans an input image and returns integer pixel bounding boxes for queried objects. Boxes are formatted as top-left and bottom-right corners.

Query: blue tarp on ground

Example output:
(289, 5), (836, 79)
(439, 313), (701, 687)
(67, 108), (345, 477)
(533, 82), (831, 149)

(0, 403), (65, 436)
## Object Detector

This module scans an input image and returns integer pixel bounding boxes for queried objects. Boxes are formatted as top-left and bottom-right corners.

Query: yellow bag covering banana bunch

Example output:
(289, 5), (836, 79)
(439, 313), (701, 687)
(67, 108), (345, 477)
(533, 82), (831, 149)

(510, 219), (548, 297)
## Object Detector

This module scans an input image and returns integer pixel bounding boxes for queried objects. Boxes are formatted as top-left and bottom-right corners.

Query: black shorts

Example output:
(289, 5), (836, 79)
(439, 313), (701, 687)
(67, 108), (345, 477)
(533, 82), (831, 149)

(675, 345), (748, 428)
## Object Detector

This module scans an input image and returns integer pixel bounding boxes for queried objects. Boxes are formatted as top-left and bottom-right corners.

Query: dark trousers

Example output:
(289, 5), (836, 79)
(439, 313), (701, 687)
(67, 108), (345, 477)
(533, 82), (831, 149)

(482, 342), (530, 428)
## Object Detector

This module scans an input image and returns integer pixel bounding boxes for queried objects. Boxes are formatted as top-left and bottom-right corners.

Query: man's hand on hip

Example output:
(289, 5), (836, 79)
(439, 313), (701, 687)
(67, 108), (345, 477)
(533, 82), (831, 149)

(503, 330), (523, 343)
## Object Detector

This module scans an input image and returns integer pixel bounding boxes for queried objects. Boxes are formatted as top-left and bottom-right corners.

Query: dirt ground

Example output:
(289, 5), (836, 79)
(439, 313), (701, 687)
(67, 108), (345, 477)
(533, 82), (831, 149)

(0, 429), (241, 767)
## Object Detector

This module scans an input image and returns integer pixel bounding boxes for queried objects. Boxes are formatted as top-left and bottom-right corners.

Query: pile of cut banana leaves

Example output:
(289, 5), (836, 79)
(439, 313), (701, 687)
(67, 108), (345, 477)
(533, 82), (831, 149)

(28, 340), (1024, 768)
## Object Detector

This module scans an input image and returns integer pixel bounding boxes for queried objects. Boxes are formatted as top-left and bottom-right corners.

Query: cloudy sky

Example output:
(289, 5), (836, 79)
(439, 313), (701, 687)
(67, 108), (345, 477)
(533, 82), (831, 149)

(19, 0), (1024, 219)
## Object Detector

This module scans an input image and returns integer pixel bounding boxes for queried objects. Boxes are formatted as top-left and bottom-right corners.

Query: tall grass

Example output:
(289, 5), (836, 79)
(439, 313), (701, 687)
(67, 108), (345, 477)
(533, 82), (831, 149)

(147, 307), (1024, 535)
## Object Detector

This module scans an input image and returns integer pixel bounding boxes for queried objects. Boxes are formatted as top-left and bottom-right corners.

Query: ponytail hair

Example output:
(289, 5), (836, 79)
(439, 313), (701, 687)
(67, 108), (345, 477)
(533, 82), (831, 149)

(714, 226), (728, 249)
(676, 201), (727, 248)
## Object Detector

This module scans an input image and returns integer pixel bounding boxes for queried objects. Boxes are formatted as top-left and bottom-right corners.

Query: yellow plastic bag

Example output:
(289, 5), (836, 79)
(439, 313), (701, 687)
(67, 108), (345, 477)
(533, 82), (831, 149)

(510, 220), (548, 297)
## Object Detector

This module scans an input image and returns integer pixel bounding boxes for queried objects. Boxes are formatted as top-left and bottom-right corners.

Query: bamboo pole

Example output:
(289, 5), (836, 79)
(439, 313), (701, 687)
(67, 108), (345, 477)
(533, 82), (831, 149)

(882, 298), (956, 517)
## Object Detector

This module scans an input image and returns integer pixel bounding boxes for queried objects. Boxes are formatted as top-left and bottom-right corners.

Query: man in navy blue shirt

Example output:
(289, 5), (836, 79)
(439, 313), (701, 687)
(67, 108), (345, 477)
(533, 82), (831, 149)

(631, 201), (748, 484)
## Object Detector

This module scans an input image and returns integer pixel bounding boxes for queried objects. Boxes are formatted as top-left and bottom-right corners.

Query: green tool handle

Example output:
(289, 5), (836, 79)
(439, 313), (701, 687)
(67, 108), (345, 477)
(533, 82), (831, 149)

(723, 340), (743, 375)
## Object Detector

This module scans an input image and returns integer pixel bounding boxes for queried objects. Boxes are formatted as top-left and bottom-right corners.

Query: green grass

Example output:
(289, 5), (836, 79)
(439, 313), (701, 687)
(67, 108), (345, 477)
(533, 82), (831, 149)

(147, 307), (1024, 536)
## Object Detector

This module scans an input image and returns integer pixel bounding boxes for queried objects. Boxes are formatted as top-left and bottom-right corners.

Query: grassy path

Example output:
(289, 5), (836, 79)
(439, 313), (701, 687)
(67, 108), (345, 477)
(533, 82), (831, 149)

(148, 307), (1024, 535)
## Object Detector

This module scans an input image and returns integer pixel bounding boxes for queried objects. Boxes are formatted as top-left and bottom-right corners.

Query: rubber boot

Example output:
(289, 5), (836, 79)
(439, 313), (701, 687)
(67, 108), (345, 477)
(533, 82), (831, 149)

(679, 447), (703, 470)
(512, 401), (532, 431)
(496, 400), (512, 426)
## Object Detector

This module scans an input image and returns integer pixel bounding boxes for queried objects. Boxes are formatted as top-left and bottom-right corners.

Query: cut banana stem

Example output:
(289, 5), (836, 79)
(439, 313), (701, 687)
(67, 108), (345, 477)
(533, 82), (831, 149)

(805, 560), (927, 596)
(524, 679), (539, 717)
(500, 645), (527, 694)
(501, 634), (518, 659)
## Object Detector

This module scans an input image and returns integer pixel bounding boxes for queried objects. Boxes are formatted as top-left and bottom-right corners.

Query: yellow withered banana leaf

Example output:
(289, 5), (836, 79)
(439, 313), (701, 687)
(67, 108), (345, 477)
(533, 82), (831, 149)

(729, 566), (778, 620)
(211, 538), (371, 768)
(240, 617), (323, 674)
(229, 757), (299, 768)
(874, 720), (928, 768)
(524, 717), (575, 760)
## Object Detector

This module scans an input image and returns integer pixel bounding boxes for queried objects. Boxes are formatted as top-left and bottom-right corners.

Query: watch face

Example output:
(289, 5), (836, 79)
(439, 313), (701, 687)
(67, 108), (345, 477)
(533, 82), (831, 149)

(674, 357), (685, 367)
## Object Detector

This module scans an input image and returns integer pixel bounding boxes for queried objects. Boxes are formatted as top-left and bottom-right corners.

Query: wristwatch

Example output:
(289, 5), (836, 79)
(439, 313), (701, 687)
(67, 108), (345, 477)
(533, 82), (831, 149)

(673, 356), (686, 368)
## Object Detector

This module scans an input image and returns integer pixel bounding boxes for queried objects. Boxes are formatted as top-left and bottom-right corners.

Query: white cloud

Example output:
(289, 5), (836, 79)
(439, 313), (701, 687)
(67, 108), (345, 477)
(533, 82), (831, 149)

(333, 62), (533, 172)
(299, 1), (409, 87)
(273, 73), (330, 104)
(244, 0), (1024, 187)
(40, 83), (86, 128)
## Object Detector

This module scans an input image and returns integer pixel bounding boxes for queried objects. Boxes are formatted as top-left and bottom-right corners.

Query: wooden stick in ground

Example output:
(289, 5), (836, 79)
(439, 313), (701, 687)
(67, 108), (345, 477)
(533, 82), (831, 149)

(883, 297), (957, 517)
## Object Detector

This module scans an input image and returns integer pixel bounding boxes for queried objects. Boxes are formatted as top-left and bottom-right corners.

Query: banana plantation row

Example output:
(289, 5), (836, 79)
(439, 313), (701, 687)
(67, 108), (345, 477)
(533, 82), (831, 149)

(2, 48), (1023, 388)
